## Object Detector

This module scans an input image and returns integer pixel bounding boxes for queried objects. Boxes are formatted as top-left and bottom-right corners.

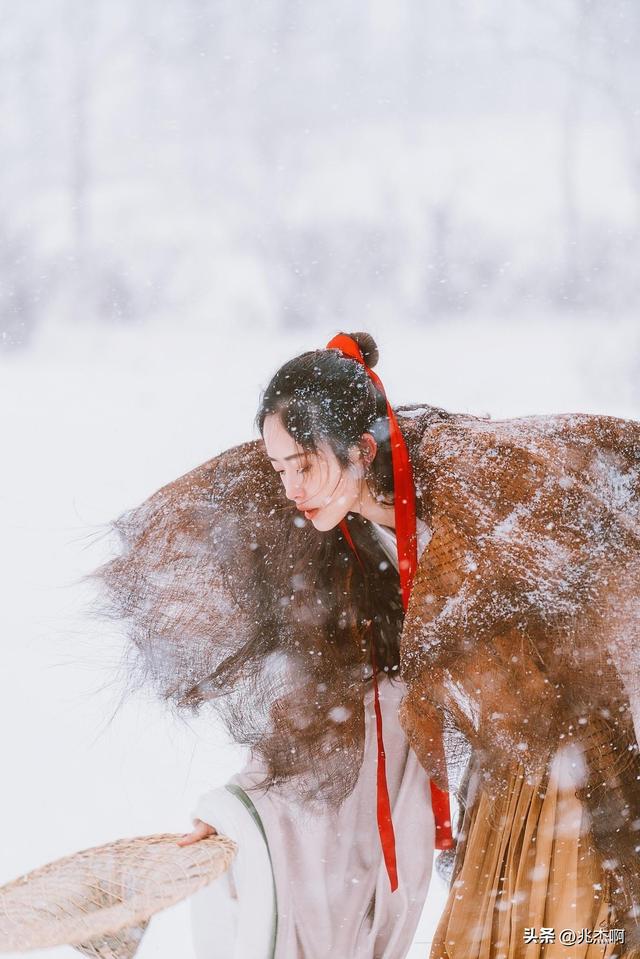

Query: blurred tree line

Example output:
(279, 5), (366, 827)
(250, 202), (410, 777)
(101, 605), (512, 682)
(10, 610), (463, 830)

(1, 0), (639, 350)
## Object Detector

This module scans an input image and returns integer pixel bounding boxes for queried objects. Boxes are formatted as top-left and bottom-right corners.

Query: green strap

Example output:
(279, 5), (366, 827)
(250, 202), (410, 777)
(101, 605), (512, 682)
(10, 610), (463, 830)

(225, 783), (278, 959)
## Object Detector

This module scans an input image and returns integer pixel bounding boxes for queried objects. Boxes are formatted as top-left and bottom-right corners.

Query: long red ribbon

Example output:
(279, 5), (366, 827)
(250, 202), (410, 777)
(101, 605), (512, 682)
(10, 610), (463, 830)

(328, 333), (454, 892)
(339, 517), (399, 890)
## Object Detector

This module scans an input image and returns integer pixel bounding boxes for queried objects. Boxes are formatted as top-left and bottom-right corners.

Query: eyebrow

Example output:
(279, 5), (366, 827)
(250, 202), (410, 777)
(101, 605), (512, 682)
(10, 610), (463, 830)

(267, 453), (304, 462)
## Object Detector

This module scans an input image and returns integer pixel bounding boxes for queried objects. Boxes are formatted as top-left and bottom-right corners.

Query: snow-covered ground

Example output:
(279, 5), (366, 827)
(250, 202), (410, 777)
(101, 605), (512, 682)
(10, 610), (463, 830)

(1, 315), (639, 958)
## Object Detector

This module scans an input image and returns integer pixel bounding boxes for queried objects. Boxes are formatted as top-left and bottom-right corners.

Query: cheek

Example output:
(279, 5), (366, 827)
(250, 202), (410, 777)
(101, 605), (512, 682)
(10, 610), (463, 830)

(309, 460), (331, 493)
(325, 459), (347, 488)
(315, 485), (352, 527)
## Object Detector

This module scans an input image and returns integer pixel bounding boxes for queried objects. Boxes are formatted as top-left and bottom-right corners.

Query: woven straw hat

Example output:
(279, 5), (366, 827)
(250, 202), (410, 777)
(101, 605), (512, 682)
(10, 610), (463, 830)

(0, 833), (236, 958)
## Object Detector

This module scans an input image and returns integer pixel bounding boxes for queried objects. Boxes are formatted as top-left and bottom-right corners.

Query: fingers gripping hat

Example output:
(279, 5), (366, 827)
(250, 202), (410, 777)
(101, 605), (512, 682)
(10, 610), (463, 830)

(0, 833), (236, 957)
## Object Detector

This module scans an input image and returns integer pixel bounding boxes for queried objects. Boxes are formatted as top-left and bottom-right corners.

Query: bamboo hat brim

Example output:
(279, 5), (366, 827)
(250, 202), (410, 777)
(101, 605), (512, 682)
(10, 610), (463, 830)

(0, 833), (236, 958)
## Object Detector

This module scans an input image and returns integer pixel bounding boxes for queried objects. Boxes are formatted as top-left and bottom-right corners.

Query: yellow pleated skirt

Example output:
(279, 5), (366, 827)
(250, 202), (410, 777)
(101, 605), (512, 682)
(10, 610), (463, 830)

(430, 754), (636, 959)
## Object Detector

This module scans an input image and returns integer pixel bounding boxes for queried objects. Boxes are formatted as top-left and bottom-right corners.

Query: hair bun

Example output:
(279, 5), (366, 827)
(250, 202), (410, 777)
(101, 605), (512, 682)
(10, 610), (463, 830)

(349, 331), (379, 368)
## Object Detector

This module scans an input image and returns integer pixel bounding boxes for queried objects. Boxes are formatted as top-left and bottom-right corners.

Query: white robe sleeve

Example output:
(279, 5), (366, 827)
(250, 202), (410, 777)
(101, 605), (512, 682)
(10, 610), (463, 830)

(189, 783), (276, 959)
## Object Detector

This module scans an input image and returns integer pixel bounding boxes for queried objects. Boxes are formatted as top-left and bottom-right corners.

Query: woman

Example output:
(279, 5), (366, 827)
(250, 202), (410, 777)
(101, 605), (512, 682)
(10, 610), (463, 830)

(99, 332), (640, 958)
(178, 330), (447, 959)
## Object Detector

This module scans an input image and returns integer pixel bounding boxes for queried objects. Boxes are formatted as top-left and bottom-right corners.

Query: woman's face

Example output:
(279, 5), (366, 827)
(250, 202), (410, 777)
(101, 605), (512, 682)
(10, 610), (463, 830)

(262, 413), (366, 531)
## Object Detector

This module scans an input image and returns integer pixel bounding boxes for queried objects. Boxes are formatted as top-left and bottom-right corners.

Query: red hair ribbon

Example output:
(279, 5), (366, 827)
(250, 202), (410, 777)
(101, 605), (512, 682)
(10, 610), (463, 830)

(327, 333), (454, 893)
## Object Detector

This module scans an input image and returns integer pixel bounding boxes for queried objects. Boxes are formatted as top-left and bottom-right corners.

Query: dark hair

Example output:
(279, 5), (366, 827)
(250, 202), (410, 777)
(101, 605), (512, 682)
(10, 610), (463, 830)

(255, 331), (394, 501)
(255, 332), (404, 675)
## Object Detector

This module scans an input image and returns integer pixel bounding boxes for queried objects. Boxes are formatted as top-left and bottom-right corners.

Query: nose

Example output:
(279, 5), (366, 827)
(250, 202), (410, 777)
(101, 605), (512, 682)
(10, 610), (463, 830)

(281, 472), (304, 504)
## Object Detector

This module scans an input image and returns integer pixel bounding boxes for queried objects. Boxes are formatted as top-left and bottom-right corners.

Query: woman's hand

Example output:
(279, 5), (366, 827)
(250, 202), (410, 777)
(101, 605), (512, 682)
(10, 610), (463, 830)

(176, 818), (218, 846)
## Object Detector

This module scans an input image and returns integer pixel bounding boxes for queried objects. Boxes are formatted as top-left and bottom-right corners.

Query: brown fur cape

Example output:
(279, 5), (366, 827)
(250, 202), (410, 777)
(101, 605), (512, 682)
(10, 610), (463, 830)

(96, 405), (640, 941)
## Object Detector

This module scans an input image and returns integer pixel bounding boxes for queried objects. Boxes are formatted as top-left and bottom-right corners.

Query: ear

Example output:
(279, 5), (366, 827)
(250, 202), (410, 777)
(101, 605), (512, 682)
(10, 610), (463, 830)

(359, 432), (378, 465)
